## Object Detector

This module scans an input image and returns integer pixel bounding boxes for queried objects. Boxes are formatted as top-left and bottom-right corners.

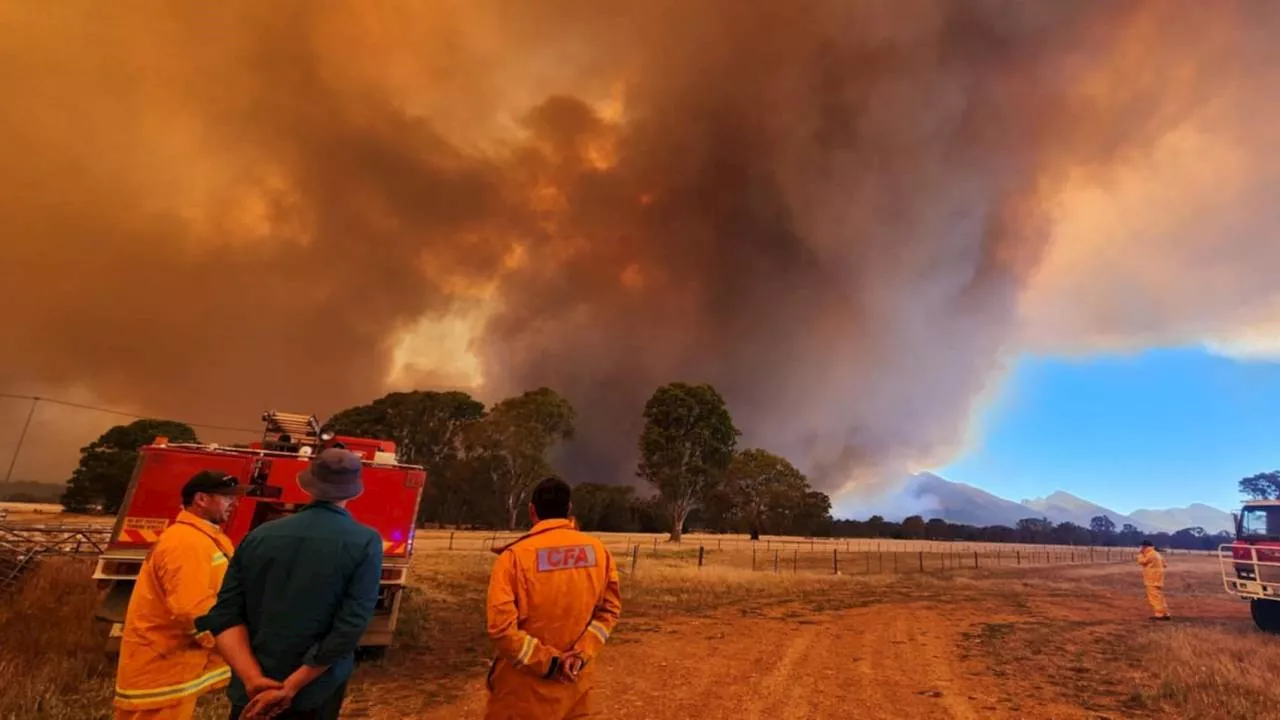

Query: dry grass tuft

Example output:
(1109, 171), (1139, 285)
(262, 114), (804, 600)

(624, 558), (892, 617)
(1139, 623), (1280, 720)
(0, 558), (113, 719)
(0, 559), (234, 720)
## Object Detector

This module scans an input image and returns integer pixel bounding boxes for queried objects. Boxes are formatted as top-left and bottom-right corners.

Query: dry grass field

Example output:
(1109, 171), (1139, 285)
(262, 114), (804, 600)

(0, 530), (1273, 720)
(0, 502), (71, 524)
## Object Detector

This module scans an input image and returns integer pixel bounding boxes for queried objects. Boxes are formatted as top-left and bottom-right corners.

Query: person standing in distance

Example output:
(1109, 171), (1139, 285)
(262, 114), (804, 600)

(485, 477), (623, 720)
(195, 448), (383, 720)
(113, 471), (253, 720)
(1137, 540), (1172, 621)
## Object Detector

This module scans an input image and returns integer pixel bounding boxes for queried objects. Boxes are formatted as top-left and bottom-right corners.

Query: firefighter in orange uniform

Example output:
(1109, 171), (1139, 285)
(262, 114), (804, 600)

(113, 471), (259, 719)
(485, 477), (622, 720)
(1137, 540), (1172, 621)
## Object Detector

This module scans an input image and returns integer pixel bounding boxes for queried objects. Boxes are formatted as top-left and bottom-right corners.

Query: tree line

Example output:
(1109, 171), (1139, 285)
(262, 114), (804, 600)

(54, 382), (1257, 551)
(328, 382), (833, 541)
(57, 382), (833, 541)
(823, 514), (1231, 551)
(557, 492), (1230, 551)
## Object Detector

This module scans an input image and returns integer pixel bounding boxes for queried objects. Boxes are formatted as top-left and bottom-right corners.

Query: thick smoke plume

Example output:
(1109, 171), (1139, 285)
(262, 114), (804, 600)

(2, 1), (1278, 495)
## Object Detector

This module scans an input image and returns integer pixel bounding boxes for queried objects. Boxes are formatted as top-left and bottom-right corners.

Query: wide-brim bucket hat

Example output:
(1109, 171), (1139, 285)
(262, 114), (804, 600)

(298, 447), (364, 502)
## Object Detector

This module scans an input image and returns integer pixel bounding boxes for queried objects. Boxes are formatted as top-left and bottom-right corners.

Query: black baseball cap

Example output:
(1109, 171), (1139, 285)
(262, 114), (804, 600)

(181, 470), (246, 506)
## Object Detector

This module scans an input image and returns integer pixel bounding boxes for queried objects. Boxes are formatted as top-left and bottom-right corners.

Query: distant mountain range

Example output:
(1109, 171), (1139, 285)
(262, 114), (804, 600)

(853, 473), (1233, 534)
(1129, 504), (1237, 534)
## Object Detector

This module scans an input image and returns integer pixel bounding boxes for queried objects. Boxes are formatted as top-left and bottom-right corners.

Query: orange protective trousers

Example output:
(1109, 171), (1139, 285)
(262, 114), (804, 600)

(112, 695), (198, 720)
(1145, 583), (1169, 617)
(484, 662), (593, 720)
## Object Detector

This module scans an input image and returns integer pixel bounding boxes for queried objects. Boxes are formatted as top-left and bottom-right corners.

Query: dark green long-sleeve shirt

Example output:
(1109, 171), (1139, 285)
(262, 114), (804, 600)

(196, 502), (383, 710)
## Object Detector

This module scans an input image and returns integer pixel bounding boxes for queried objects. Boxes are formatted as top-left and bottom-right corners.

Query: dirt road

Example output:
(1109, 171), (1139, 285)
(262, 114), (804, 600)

(347, 558), (1248, 719)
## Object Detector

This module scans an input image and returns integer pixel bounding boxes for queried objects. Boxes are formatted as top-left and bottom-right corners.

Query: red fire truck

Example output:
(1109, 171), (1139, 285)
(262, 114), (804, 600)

(92, 411), (426, 654)
(1222, 499), (1280, 632)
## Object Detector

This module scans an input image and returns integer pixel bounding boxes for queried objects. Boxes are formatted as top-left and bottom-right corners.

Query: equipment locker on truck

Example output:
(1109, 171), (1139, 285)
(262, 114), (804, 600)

(92, 411), (426, 654)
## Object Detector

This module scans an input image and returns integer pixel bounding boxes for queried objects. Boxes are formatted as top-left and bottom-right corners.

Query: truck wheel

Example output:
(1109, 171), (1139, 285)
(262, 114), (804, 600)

(1251, 599), (1280, 633)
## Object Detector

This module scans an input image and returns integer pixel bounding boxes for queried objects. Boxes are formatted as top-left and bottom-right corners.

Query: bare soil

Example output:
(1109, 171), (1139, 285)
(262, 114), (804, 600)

(338, 554), (1254, 719)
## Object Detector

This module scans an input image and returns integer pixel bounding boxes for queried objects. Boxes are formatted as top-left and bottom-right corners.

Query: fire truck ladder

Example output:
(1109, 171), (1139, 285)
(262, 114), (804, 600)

(261, 411), (321, 449)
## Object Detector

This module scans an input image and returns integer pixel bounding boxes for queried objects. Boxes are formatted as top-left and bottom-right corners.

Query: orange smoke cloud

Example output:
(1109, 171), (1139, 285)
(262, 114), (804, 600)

(1, 0), (1277, 494)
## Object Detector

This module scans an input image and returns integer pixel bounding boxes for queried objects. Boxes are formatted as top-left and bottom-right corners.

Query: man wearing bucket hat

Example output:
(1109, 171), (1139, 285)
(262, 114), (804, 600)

(196, 448), (383, 720)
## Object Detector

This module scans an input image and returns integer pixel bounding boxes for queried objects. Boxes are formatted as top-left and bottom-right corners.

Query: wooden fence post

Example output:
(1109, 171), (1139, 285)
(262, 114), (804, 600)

(752, 546), (757, 571)
(973, 551), (978, 569)
(834, 549), (840, 575)
(1017, 551), (1021, 566)
(918, 551), (924, 572)
(698, 546), (705, 569)
(793, 549), (798, 574)
(448, 532), (455, 550)
(774, 550), (780, 574)
(631, 544), (639, 574)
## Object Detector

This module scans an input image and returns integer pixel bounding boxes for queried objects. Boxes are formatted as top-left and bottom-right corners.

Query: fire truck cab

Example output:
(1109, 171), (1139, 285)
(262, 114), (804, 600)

(92, 411), (427, 654)
(1221, 499), (1280, 632)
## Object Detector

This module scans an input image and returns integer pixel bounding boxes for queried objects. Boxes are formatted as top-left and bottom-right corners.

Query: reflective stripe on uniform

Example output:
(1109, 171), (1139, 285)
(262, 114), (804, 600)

(587, 620), (610, 644)
(515, 635), (536, 666)
(114, 665), (231, 706)
(211, 551), (227, 567)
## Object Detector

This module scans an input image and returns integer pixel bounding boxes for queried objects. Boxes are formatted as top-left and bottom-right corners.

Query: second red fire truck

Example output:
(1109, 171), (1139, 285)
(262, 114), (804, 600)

(1222, 499), (1280, 633)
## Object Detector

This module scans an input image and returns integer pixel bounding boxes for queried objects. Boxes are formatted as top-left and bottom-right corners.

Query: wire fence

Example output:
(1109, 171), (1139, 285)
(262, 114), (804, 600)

(0, 524), (112, 558)
(412, 530), (1213, 578)
(0, 523), (111, 596)
(0, 549), (36, 594)
(0, 523), (1211, 586)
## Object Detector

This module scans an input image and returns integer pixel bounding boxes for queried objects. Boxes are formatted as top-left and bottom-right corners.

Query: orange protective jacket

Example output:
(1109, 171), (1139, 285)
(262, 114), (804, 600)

(1137, 546), (1166, 586)
(113, 511), (234, 712)
(485, 518), (622, 719)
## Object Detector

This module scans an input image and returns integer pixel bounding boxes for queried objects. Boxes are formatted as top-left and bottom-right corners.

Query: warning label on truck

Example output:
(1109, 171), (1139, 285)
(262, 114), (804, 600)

(120, 517), (170, 543)
(123, 517), (169, 532)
